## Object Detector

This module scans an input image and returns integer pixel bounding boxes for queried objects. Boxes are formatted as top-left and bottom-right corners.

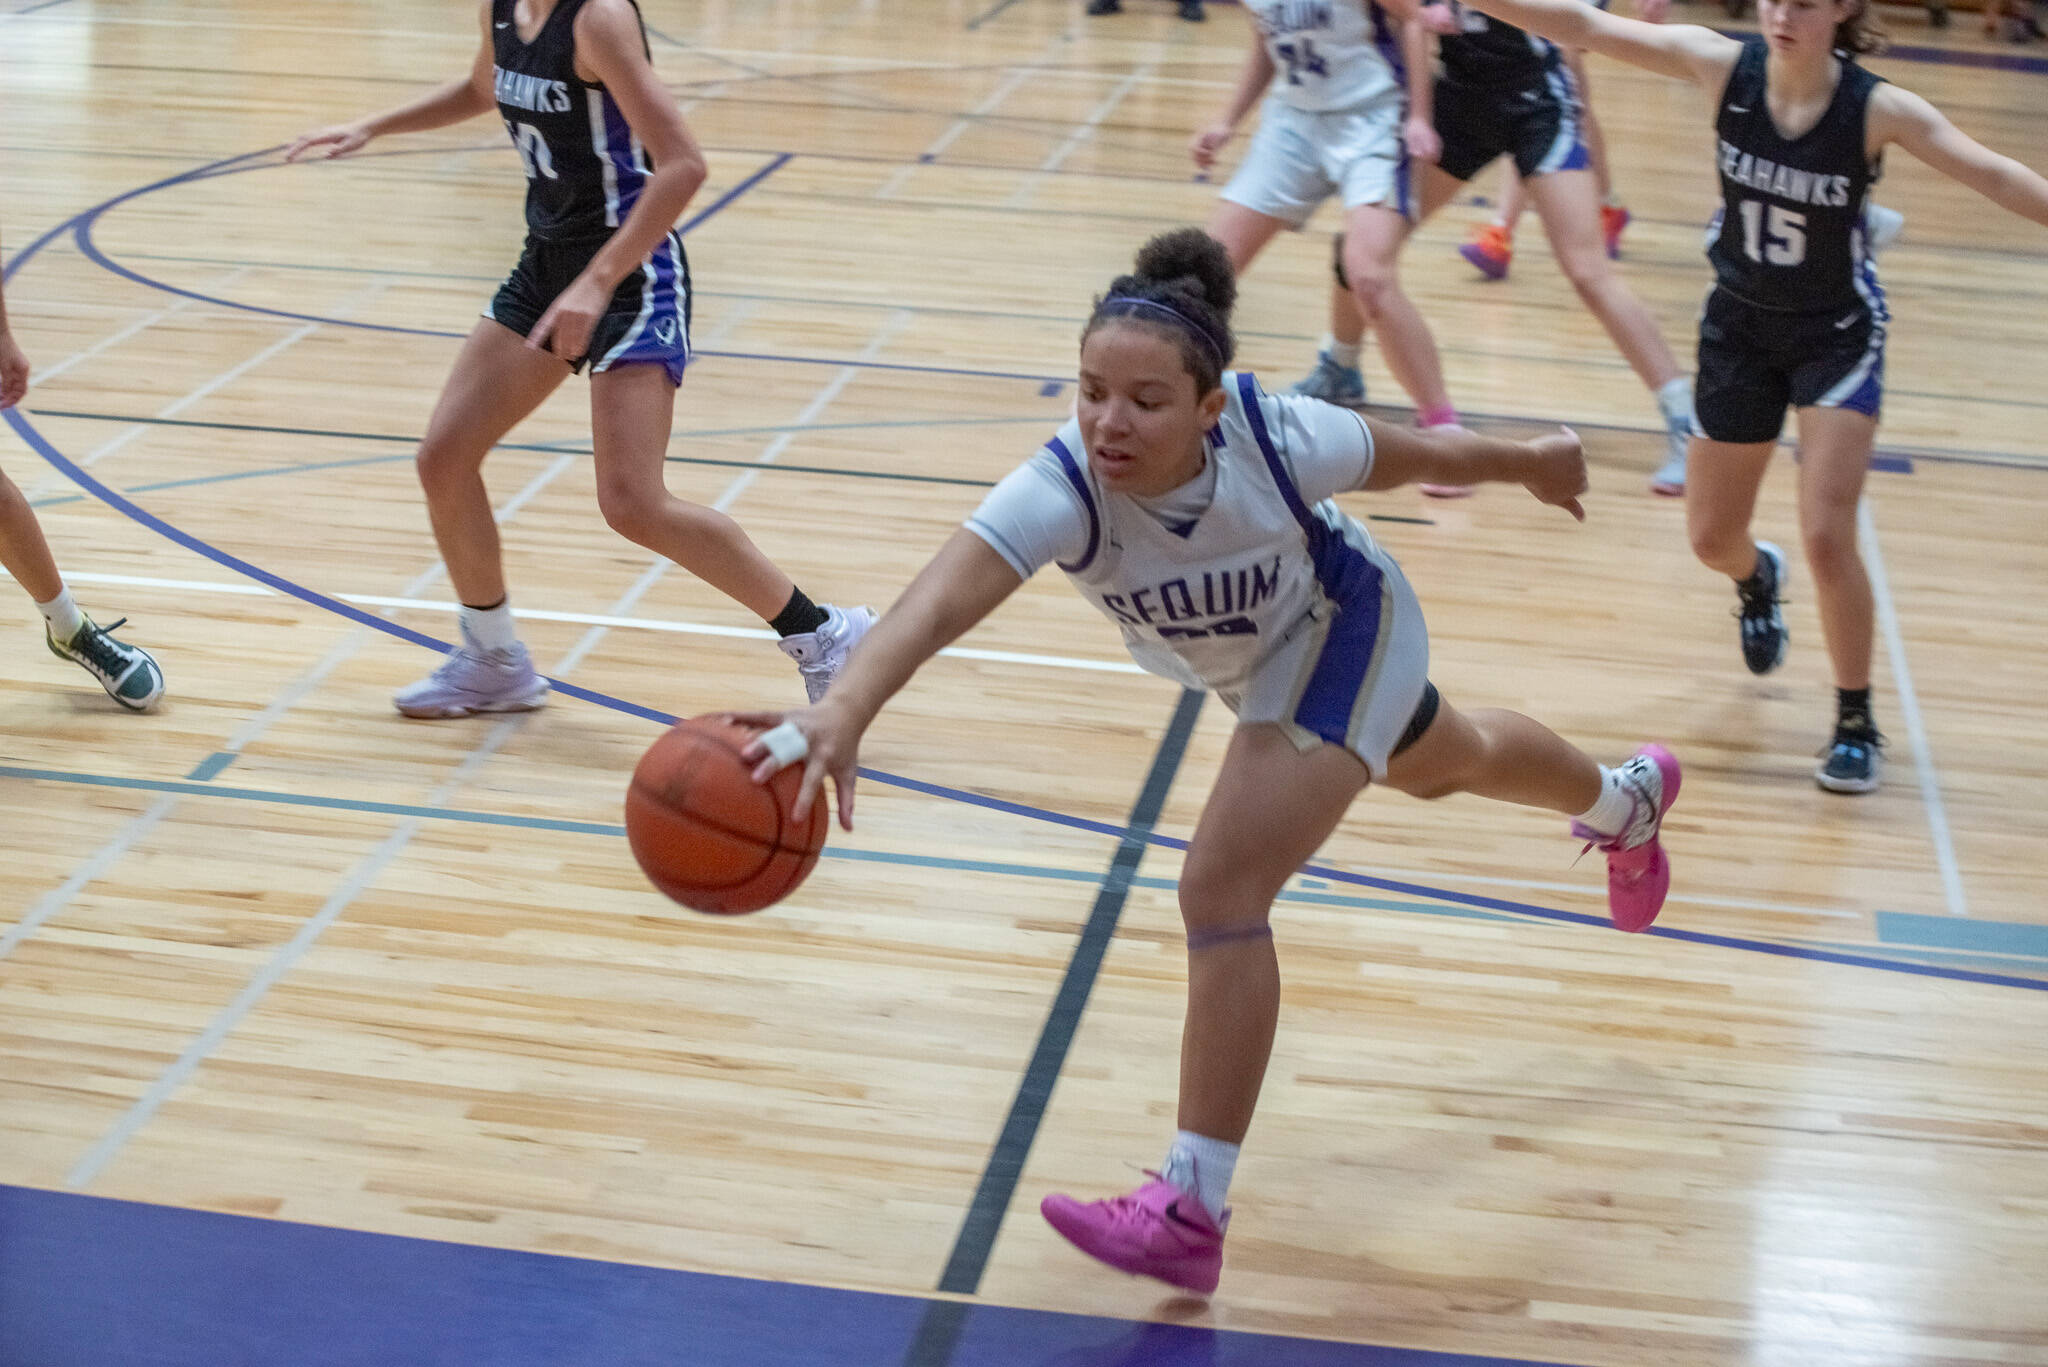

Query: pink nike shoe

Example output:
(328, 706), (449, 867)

(1572, 744), (1681, 933)
(1040, 1173), (1226, 1295)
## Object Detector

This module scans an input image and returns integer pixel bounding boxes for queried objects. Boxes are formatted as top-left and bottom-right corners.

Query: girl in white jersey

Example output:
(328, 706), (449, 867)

(1192, 0), (1463, 430)
(737, 230), (1682, 1295)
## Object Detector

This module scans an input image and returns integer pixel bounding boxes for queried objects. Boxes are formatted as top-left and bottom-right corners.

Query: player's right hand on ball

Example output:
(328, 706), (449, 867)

(285, 123), (372, 162)
(733, 704), (863, 832)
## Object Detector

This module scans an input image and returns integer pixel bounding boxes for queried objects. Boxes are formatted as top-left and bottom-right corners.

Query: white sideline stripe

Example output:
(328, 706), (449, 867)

(1859, 500), (1969, 918)
(5, 569), (1148, 675)
(0, 796), (180, 962)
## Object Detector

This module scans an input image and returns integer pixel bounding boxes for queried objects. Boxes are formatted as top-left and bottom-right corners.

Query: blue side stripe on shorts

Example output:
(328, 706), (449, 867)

(1044, 435), (1101, 575)
(1235, 372), (1388, 743)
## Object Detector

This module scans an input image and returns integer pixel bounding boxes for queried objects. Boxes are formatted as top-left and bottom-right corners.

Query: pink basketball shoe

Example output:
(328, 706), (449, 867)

(1572, 744), (1681, 933)
(1040, 1173), (1226, 1296)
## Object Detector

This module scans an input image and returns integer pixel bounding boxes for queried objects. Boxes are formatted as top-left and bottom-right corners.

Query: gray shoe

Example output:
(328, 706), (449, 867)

(777, 604), (878, 704)
(393, 642), (549, 718)
(1289, 351), (1366, 407)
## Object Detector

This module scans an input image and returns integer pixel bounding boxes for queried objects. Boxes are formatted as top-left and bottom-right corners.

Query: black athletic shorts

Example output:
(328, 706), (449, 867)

(486, 229), (692, 385)
(1693, 284), (1887, 444)
(1434, 79), (1591, 184)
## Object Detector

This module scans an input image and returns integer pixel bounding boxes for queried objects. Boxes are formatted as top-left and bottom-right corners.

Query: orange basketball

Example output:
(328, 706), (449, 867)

(624, 714), (827, 915)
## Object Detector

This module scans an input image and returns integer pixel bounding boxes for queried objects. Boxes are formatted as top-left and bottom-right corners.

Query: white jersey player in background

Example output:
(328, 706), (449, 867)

(1192, 0), (1464, 430)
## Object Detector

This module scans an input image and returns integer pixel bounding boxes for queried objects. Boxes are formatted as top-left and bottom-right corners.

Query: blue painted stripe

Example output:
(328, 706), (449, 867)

(185, 751), (236, 781)
(1037, 380), (1062, 397)
(0, 1183), (1588, 1367)
(0, 760), (1506, 924)
(1235, 372), (1389, 745)
(1877, 910), (2048, 959)
(1235, 373), (1313, 530)
(1043, 435), (1101, 574)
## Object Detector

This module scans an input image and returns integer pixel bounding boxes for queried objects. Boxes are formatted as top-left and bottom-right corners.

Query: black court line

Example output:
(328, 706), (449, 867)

(21, 407), (1444, 521)
(901, 687), (1205, 1367)
(966, 0), (1032, 29)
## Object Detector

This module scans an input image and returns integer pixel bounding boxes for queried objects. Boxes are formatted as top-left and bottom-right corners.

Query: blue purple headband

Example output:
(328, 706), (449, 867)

(1099, 294), (1226, 368)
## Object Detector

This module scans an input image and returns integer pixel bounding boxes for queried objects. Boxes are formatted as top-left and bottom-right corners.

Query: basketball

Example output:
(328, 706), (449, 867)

(624, 715), (827, 915)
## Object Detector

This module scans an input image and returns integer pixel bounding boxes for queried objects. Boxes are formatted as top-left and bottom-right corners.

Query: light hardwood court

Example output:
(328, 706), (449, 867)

(2, 1), (2045, 1363)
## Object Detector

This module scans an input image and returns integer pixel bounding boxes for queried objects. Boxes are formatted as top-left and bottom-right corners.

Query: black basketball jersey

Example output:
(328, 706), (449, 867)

(1437, 3), (1564, 91)
(1709, 37), (1885, 312)
(491, 0), (654, 241)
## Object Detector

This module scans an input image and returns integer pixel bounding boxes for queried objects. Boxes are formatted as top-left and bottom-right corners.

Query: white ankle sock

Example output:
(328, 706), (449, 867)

(1575, 765), (1635, 839)
(36, 586), (85, 643)
(1160, 1130), (1239, 1222)
(458, 599), (519, 654)
(1656, 376), (1694, 430)
(1320, 334), (1362, 370)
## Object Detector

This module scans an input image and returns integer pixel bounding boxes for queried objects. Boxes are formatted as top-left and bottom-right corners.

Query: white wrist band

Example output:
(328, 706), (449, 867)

(758, 721), (810, 767)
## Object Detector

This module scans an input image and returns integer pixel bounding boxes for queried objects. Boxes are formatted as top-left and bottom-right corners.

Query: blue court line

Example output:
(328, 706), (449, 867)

(184, 752), (236, 782)
(11, 149), (2047, 995)
(44, 146), (2048, 466)
(6, 757), (2044, 987)
(5, 0), (76, 14)
(0, 760), (1514, 926)
(0, 1184), (1587, 1367)
(1877, 909), (2048, 958)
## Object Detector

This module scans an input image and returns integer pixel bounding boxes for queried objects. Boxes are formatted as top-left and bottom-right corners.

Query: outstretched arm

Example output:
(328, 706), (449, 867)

(286, 1), (496, 160)
(1361, 421), (1589, 520)
(737, 530), (1028, 829)
(1873, 85), (2048, 228)
(1454, 0), (1739, 84)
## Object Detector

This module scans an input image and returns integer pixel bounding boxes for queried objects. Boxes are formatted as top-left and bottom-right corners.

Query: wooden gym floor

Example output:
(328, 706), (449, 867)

(1, 1), (2044, 1363)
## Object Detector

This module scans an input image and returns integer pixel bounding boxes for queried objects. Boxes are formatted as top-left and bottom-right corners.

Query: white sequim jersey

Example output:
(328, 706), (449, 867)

(1246, 0), (1406, 112)
(968, 374), (1407, 700)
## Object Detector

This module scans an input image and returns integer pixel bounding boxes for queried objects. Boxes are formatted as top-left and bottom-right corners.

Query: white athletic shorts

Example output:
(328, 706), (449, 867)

(1220, 550), (1430, 778)
(1220, 92), (1413, 227)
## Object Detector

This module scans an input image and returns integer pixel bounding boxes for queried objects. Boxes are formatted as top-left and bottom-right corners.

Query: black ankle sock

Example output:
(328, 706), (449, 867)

(461, 596), (508, 613)
(768, 587), (829, 639)
(1737, 552), (1772, 596)
(1836, 687), (1875, 734)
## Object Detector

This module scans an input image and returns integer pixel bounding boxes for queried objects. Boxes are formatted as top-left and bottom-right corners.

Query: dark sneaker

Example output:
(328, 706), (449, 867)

(1288, 349), (1366, 407)
(1085, 0), (1121, 12)
(1816, 717), (1885, 794)
(1177, 0), (1205, 18)
(47, 614), (166, 711)
(1735, 541), (1788, 675)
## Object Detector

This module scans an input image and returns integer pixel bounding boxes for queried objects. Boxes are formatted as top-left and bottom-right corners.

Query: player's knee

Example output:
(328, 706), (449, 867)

(1689, 517), (1746, 569)
(596, 478), (663, 545)
(1799, 513), (1859, 580)
(1556, 249), (1608, 296)
(414, 438), (476, 496)
(1178, 854), (1276, 928)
